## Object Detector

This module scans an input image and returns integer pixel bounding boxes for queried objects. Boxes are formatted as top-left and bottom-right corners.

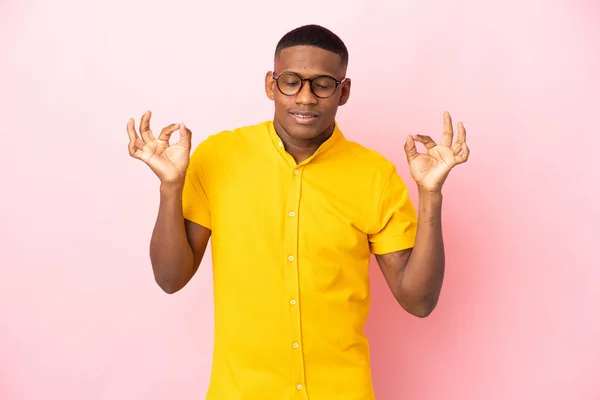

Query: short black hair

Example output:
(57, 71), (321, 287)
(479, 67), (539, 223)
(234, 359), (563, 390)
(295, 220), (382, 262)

(275, 24), (348, 67)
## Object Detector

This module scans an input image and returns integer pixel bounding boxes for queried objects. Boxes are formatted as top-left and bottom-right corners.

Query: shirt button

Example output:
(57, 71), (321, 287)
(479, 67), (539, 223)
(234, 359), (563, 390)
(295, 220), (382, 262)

(288, 256), (294, 261)
(290, 299), (296, 305)
(297, 384), (302, 390)
(289, 212), (295, 217)
(278, 142), (283, 148)
(293, 169), (299, 174)
(293, 343), (299, 349)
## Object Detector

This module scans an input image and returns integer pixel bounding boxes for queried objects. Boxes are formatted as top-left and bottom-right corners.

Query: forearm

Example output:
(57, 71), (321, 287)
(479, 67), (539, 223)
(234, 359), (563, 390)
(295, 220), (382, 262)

(149, 182), (195, 293)
(400, 188), (445, 315)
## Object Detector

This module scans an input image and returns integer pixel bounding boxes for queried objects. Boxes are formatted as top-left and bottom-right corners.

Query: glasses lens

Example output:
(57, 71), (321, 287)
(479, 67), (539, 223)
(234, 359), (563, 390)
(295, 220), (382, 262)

(277, 74), (302, 95)
(311, 76), (338, 98)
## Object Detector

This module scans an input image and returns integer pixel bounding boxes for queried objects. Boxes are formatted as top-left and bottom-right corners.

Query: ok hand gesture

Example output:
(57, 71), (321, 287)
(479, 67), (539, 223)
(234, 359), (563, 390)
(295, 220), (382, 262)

(404, 111), (470, 192)
(127, 110), (192, 184)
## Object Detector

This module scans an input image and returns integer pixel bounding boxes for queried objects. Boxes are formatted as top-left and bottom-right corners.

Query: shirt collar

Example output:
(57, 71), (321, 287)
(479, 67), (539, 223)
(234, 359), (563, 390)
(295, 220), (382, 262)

(266, 120), (343, 165)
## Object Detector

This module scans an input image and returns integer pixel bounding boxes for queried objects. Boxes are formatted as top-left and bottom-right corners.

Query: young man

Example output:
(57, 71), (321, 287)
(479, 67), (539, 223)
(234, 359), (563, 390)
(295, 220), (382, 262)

(126, 24), (469, 400)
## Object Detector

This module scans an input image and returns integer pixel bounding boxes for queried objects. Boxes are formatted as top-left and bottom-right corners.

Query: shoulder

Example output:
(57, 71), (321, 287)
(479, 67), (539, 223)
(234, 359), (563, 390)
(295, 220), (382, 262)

(334, 136), (398, 177)
(325, 131), (410, 195)
(187, 121), (270, 173)
(194, 120), (270, 152)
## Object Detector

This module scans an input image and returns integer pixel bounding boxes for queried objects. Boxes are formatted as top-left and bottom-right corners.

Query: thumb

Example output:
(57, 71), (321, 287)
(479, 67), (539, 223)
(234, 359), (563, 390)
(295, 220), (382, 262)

(404, 135), (419, 162)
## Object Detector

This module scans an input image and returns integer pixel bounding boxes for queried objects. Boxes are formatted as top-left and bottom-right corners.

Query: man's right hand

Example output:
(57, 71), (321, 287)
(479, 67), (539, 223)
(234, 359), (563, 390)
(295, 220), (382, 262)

(127, 110), (192, 184)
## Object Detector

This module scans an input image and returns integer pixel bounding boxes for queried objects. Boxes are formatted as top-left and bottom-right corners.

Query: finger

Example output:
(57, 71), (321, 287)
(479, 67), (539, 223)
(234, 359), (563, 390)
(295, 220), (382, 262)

(158, 123), (180, 141)
(126, 118), (146, 151)
(134, 137), (145, 150)
(458, 121), (466, 144)
(178, 122), (192, 149)
(455, 142), (470, 164)
(412, 134), (437, 150)
(127, 118), (143, 159)
(128, 136), (143, 159)
(441, 111), (454, 147)
(451, 142), (461, 154)
(126, 117), (139, 142)
(139, 110), (154, 143)
(404, 135), (419, 161)
(451, 122), (467, 154)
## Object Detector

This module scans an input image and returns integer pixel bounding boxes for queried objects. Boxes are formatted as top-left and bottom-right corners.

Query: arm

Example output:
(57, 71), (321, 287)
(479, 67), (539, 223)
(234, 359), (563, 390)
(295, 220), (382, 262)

(376, 111), (469, 317)
(127, 110), (211, 294)
(150, 182), (211, 294)
(376, 188), (444, 318)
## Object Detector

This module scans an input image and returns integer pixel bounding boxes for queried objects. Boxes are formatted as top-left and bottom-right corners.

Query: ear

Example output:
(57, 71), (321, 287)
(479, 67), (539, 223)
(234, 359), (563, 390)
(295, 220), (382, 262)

(265, 71), (275, 101)
(338, 78), (351, 106)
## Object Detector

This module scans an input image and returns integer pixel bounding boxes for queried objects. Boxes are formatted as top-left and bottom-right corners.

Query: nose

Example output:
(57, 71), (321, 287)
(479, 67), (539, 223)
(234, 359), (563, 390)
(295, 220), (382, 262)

(295, 79), (318, 105)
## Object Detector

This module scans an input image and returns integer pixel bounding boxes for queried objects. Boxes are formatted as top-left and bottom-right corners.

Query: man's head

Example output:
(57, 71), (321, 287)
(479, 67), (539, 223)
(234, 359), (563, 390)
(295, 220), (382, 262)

(265, 24), (351, 143)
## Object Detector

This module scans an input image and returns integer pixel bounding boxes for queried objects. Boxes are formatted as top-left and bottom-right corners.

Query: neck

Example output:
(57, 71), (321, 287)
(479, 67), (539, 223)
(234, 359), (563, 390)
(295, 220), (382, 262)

(273, 120), (335, 164)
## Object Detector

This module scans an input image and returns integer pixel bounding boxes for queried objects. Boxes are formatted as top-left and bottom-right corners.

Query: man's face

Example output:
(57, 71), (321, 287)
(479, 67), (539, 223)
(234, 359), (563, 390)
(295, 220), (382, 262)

(265, 45), (351, 142)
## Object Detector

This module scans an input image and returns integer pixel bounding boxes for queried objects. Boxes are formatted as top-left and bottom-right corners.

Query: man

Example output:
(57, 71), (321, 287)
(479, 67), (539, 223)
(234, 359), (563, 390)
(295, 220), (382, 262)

(126, 24), (469, 400)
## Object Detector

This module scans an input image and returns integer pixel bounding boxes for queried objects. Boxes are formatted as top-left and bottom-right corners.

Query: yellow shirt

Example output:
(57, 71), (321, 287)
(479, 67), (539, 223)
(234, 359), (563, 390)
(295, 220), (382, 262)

(182, 120), (417, 399)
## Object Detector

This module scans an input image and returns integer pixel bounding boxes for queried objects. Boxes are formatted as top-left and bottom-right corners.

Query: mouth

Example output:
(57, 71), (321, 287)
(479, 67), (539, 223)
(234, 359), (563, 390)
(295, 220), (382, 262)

(288, 111), (320, 124)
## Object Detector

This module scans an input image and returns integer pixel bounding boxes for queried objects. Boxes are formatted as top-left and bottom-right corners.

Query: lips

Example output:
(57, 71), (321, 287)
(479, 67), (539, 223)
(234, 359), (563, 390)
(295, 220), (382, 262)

(289, 110), (319, 124)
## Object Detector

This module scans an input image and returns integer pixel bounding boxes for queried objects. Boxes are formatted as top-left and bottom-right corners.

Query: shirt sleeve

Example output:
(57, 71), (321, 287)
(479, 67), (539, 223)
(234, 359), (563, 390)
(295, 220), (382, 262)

(182, 138), (213, 230)
(368, 166), (418, 254)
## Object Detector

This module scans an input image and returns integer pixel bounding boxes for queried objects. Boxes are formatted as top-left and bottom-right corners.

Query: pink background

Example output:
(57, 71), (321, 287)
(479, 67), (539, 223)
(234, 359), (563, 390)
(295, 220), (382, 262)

(1, 0), (599, 399)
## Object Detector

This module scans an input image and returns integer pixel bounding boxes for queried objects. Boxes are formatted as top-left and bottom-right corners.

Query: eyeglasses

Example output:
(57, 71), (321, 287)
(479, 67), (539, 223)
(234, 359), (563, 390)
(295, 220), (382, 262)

(272, 72), (346, 99)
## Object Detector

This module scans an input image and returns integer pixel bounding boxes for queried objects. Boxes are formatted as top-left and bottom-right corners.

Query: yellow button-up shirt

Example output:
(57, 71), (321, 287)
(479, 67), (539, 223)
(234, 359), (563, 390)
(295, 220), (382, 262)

(182, 121), (417, 399)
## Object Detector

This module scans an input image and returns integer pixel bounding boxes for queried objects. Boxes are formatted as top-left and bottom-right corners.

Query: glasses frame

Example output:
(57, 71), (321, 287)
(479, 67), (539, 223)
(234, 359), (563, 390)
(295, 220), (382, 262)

(272, 71), (346, 99)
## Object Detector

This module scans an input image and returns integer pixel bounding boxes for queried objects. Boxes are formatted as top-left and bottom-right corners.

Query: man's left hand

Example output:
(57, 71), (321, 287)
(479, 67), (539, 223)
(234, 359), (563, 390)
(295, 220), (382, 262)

(404, 111), (470, 192)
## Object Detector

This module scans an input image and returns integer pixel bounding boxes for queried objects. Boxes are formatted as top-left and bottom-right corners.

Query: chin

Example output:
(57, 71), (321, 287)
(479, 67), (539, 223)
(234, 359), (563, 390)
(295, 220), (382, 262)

(284, 115), (331, 140)
(287, 125), (323, 140)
